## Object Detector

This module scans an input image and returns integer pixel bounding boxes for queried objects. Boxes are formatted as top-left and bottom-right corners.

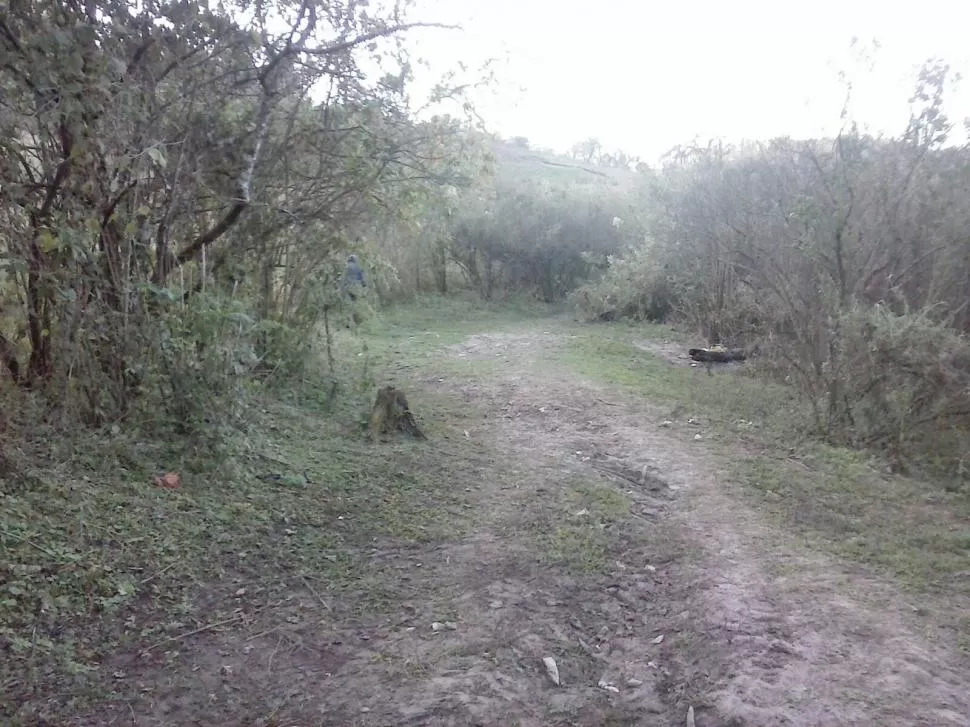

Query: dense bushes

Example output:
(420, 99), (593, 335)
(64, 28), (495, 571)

(575, 61), (970, 471)
(449, 159), (637, 302)
(569, 245), (673, 322)
(0, 0), (479, 446)
(831, 307), (970, 459)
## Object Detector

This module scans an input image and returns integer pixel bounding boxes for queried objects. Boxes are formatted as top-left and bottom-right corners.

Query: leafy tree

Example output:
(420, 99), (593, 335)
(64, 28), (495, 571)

(449, 150), (637, 302)
(0, 0), (475, 432)
(570, 137), (602, 164)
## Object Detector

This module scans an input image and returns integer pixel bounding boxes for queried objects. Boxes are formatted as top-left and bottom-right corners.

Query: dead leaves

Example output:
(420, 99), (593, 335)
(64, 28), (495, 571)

(152, 472), (181, 489)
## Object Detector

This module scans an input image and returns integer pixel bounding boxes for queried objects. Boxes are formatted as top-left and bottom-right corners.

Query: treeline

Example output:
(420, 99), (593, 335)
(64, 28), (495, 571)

(397, 140), (640, 303)
(449, 166), (633, 302)
(0, 0), (480, 444)
(576, 61), (970, 472)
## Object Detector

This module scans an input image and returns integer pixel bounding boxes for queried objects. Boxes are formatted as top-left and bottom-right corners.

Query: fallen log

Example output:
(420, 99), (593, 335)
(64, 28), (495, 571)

(688, 347), (749, 363)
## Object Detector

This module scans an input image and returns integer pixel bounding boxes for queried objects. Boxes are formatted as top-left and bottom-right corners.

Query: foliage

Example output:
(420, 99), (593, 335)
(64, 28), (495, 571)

(830, 306), (970, 464)
(570, 244), (673, 322)
(0, 350), (477, 719)
(0, 0), (480, 439)
(575, 59), (970, 471)
(448, 143), (640, 302)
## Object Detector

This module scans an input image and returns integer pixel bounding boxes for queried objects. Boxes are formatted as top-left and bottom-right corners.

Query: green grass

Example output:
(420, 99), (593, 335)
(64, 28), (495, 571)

(735, 447), (970, 595)
(557, 324), (806, 445)
(371, 291), (563, 342)
(0, 311), (495, 716)
(0, 396), (480, 702)
(524, 477), (634, 574)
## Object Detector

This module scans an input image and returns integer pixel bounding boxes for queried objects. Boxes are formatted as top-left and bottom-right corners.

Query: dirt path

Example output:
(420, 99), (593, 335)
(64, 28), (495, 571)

(67, 325), (969, 726)
(417, 329), (970, 726)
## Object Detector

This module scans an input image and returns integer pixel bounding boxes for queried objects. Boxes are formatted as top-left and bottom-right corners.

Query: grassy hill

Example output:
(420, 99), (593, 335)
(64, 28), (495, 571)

(487, 138), (642, 190)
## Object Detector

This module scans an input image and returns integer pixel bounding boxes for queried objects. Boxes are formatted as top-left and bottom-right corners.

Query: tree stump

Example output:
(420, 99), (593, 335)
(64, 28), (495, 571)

(368, 386), (426, 442)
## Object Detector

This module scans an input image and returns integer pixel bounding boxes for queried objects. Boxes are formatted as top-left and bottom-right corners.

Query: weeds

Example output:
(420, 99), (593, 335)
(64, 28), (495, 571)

(526, 478), (633, 574)
(0, 311), (481, 718)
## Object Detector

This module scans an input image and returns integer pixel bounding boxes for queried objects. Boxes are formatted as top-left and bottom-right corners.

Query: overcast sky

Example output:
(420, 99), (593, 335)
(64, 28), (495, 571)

(404, 0), (970, 163)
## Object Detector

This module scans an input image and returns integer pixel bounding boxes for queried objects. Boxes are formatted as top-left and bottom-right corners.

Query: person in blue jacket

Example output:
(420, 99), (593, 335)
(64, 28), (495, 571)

(343, 254), (367, 301)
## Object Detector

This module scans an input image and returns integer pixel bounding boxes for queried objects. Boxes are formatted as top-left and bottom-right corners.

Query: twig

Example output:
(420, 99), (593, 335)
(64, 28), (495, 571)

(590, 462), (642, 487)
(300, 575), (332, 612)
(595, 398), (619, 406)
(141, 613), (243, 653)
(0, 528), (59, 558)
(138, 560), (178, 585)
(553, 404), (584, 412)
(245, 624), (283, 642)
(254, 451), (293, 468)
(267, 634), (283, 672)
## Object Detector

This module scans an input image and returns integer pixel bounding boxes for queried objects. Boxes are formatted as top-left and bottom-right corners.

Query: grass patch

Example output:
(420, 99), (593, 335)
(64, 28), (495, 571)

(370, 291), (563, 347)
(1, 406), (476, 713)
(558, 326), (805, 445)
(528, 478), (633, 574)
(0, 303), (493, 718)
(735, 446), (970, 597)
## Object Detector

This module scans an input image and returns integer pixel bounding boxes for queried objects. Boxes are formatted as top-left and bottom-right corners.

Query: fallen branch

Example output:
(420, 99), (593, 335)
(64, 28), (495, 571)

(141, 613), (244, 654)
(300, 575), (333, 612)
(0, 529), (59, 559)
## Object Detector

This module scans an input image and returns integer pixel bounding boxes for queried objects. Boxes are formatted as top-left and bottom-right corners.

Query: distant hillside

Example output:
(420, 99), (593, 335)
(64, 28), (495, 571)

(487, 138), (641, 190)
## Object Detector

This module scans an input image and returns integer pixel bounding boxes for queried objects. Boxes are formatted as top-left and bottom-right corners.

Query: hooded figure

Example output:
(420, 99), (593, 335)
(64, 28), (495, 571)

(343, 254), (367, 301)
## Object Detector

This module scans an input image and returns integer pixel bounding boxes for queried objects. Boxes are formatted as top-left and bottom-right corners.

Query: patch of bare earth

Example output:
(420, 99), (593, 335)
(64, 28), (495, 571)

(69, 328), (968, 726)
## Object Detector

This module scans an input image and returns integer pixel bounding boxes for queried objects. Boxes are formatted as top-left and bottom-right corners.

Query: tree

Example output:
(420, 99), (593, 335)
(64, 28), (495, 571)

(0, 0), (469, 426)
(570, 137), (602, 163)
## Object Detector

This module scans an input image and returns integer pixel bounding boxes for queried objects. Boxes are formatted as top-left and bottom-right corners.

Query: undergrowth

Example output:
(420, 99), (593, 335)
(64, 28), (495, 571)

(0, 306), (488, 720)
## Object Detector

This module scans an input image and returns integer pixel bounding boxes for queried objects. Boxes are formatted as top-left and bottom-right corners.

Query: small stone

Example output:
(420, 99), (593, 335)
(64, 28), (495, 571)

(543, 656), (561, 686)
(597, 679), (620, 693)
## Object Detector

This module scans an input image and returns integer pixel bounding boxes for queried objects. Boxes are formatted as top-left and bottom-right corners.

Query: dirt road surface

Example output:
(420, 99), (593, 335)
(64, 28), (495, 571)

(67, 325), (969, 726)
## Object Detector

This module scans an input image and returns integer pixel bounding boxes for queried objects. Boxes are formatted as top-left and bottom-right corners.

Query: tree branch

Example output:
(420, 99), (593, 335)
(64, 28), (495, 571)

(175, 87), (274, 265)
(297, 22), (459, 58)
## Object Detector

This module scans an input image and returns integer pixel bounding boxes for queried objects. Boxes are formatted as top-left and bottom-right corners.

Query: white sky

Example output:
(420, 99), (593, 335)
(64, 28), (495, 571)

(404, 0), (970, 164)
